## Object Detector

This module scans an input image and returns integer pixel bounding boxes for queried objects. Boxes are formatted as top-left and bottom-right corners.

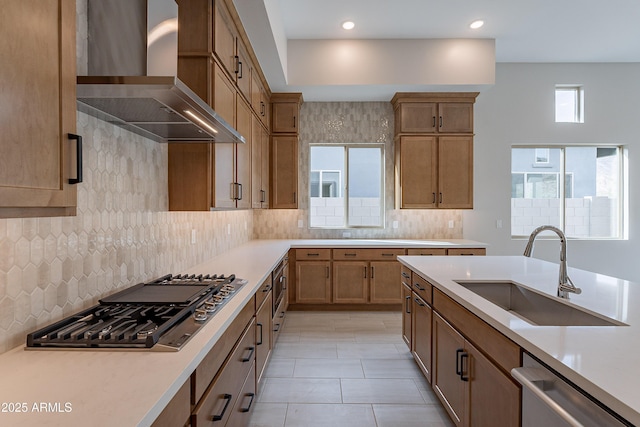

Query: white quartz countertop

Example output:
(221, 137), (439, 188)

(0, 238), (484, 427)
(288, 238), (487, 248)
(398, 255), (640, 425)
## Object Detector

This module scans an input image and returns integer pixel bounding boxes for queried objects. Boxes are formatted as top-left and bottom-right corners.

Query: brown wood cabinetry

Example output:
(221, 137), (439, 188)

(429, 287), (521, 427)
(0, 0), (79, 218)
(270, 93), (302, 209)
(171, 0), (272, 211)
(255, 287), (272, 386)
(392, 93), (478, 210)
(412, 293), (433, 382)
(447, 248), (486, 256)
(151, 379), (190, 427)
(333, 261), (369, 303)
(295, 260), (332, 304)
(406, 248), (448, 256)
(402, 280), (412, 348)
(271, 135), (299, 208)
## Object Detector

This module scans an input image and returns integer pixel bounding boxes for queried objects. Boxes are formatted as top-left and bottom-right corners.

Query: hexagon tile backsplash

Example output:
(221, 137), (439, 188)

(0, 112), (253, 354)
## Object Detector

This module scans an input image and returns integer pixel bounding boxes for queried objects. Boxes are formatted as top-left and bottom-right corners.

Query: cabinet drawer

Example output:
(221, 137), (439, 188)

(255, 276), (272, 312)
(412, 273), (433, 305)
(433, 288), (520, 373)
(272, 296), (287, 344)
(193, 299), (254, 403)
(406, 248), (447, 256)
(400, 266), (412, 288)
(193, 318), (256, 427)
(296, 248), (331, 260)
(225, 362), (256, 427)
(333, 248), (404, 260)
(447, 248), (486, 256)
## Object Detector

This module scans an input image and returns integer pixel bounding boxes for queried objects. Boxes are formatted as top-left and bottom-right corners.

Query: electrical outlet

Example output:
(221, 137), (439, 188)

(227, 224), (231, 235)
(496, 219), (503, 229)
(448, 220), (454, 229)
(298, 219), (304, 228)
(343, 232), (351, 238)
(191, 229), (196, 244)
(392, 220), (399, 229)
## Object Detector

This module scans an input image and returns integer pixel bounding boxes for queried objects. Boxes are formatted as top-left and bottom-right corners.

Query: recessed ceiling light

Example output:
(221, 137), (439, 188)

(469, 20), (484, 29)
(342, 21), (355, 30)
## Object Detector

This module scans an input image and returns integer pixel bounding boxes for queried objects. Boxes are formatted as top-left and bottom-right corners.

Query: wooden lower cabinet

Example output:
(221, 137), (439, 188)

(412, 293), (432, 382)
(333, 261), (369, 303)
(447, 248), (486, 256)
(370, 261), (402, 303)
(255, 290), (273, 386)
(151, 379), (191, 427)
(295, 261), (331, 304)
(192, 318), (256, 426)
(401, 284), (412, 350)
(432, 311), (520, 427)
(225, 362), (256, 427)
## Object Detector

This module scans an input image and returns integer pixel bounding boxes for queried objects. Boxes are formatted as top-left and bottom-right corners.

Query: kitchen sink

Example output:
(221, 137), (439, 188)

(455, 281), (626, 326)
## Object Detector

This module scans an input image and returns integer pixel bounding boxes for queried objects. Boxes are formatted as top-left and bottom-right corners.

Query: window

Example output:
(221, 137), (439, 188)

(310, 145), (384, 228)
(511, 146), (623, 239)
(534, 148), (550, 164)
(555, 85), (584, 123)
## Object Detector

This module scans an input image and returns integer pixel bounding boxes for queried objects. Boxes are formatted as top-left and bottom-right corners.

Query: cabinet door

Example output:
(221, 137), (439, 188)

(213, 63), (236, 208)
(401, 282), (412, 349)
(260, 126), (270, 208)
(438, 103), (474, 133)
(398, 136), (437, 208)
(447, 248), (486, 256)
(251, 116), (263, 209)
(369, 261), (402, 304)
(271, 136), (298, 208)
(333, 261), (369, 304)
(438, 136), (473, 209)
(412, 294), (432, 383)
(235, 96), (252, 209)
(213, 0), (237, 77)
(168, 143), (212, 211)
(397, 102), (437, 133)
(255, 292), (273, 385)
(0, 0), (78, 217)
(295, 261), (331, 304)
(272, 102), (299, 133)
(226, 362), (257, 427)
(432, 312), (465, 427)
(235, 40), (252, 101)
(465, 341), (520, 427)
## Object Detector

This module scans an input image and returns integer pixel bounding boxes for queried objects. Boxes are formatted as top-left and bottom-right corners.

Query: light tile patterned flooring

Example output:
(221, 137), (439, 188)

(249, 311), (454, 427)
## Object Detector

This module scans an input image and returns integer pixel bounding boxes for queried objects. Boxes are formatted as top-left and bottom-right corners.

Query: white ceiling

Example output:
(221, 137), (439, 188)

(234, 0), (640, 101)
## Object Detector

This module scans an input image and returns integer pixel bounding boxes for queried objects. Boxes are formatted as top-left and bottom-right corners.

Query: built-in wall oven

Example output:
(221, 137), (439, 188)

(512, 353), (631, 427)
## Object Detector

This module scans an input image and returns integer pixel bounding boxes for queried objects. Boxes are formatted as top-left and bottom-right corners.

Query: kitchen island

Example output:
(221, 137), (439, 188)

(398, 255), (639, 425)
(0, 238), (484, 427)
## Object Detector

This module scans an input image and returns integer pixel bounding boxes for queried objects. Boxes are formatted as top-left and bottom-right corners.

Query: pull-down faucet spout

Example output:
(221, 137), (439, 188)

(523, 225), (582, 299)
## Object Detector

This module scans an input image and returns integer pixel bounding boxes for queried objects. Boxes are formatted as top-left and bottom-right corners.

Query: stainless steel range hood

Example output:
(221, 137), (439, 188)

(77, 0), (245, 144)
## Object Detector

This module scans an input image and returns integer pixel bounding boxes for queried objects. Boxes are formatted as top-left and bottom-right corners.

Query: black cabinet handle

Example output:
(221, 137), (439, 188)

(234, 55), (240, 75)
(257, 323), (263, 345)
(68, 133), (83, 184)
(282, 275), (287, 290)
(460, 352), (469, 381)
(273, 323), (281, 332)
(240, 393), (255, 413)
(363, 266), (367, 278)
(439, 193), (443, 204)
(279, 311), (285, 319)
(293, 191), (297, 203)
(432, 116), (436, 128)
(381, 253), (395, 257)
(414, 297), (425, 307)
(293, 115), (297, 129)
(432, 192), (436, 204)
(307, 253), (320, 256)
(371, 266), (374, 279)
(238, 60), (243, 79)
(212, 393), (233, 421)
(456, 349), (464, 377)
(413, 282), (425, 291)
(344, 253), (357, 257)
(439, 116), (443, 128)
(241, 346), (255, 362)
(405, 295), (411, 314)
(326, 266), (330, 278)
(401, 272), (410, 279)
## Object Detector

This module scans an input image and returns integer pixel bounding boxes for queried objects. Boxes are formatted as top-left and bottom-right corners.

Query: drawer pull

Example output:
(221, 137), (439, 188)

(405, 296), (411, 314)
(344, 253), (357, 257)
(414, 282), (426, 291)
(401, 272), (410, 279)
(257, 323), (263, 345)
(262, 285), (271, 292)
(381, 253), (395, 257)
(279, 311), (285, 319)
(460, 352), (469, 382)
(240, 393), (255, 413)
(455, 349), (464, 376)
(414, 297), (425, 307)
(306, 253), (320, 256)
(273, 323), (281, 332)
(241, 346), (255, 363)
(212, 393), (233, 421)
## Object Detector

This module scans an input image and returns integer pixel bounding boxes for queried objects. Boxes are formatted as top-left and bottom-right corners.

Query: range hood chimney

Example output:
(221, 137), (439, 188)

(77, 0), (245, 143)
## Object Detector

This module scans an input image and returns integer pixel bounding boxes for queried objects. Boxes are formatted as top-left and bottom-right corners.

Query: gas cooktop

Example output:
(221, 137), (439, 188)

(26, 273), (246, 351)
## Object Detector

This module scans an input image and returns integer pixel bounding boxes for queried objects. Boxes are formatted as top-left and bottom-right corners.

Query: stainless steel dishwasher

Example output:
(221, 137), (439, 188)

(512, 353), (631, 427)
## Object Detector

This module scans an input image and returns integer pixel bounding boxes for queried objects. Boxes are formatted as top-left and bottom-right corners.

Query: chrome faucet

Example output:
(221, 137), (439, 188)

(523, 225), (582, 299)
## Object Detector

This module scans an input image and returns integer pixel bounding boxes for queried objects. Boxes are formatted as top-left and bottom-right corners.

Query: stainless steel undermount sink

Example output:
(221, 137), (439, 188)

(455, 280), (626, 326)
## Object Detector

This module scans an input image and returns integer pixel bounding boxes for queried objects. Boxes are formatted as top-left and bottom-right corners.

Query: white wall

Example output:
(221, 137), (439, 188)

(465, 63), (640, 282)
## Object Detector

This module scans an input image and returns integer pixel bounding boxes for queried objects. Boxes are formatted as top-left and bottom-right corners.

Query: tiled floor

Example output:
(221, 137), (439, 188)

(249, 311), (454, 427)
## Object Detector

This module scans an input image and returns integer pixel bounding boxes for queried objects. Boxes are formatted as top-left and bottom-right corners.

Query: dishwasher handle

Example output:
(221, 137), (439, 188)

(512, 367), (585, 427)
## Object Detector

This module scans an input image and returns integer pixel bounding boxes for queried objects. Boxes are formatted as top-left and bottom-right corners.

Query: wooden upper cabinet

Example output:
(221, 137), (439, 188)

(235, 39), (252, 101)
(168, 143), (212, 211)
(397, 136), (438, 208)
(396, 102), (438, 133)
(438, 136), (473, 209)
(214, 0), (237, 77)
(438, 103), (474, 133)
(271, 135), (298, 208)
(0, 0), (79, 218)
(235, 96), (252, 209)
(272, 102), (299, 133)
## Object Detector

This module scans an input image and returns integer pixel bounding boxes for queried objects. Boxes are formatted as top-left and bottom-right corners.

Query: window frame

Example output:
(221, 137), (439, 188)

(511, 144), (625, 240)
(309, 143), (385, 229)
(555, 85), (584, 123)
